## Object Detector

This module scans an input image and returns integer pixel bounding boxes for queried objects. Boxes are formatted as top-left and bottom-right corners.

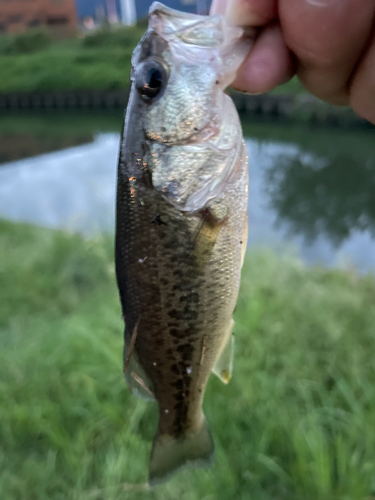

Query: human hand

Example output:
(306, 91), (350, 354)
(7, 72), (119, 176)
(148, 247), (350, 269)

(211, 0), (375, 124)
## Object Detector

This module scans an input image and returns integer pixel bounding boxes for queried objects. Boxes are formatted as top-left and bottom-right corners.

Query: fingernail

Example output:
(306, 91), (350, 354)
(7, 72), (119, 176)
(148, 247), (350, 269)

(210, 0), (227, 15)
(225, 0), (257, 25)
(225, 0), (242, 24)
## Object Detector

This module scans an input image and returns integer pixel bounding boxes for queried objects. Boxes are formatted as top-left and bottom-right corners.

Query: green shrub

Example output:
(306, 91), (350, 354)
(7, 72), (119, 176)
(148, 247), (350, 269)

(82, 26), (142, 49)
(0, 48), (132, 92)
(5, 27), (51, 55)
(0, 34), (9, 55)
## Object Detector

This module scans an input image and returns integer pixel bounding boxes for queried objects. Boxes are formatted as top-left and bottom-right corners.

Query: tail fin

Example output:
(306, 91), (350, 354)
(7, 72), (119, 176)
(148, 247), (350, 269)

(148, 419), (215, 486)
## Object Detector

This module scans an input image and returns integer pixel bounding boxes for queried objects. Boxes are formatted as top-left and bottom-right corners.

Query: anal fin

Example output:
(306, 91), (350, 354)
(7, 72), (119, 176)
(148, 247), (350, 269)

(124, 325), (155, 402)
(212, 319), (235, 384)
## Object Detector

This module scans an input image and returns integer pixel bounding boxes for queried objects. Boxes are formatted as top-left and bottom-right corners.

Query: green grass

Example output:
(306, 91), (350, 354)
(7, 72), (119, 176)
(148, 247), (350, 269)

(0, 26), (307, 96)
(1, 219), (375, 499)
(270, 76), (304, 96)
(0, 26), (144, 93)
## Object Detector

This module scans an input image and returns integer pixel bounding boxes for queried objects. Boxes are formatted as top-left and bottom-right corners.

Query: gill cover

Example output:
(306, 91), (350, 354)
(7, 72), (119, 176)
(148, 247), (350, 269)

(131, 2), (253, 213)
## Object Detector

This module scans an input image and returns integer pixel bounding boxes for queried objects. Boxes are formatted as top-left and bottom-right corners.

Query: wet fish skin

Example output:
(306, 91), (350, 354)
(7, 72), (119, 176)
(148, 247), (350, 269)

(115, 2), (250, 485)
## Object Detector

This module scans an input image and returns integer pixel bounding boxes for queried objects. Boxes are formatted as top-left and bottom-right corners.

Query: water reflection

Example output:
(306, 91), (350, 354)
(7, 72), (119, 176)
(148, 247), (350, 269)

(0, 133), (93, 164)
(0, 112), (123, 165)
(0, 134), (119, 234)
(265, 145), (375, 246)
(0, 116), (374, 272)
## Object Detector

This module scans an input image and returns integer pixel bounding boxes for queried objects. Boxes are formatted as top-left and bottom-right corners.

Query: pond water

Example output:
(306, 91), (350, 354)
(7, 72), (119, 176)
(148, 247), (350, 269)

(0, 113), (374, 272)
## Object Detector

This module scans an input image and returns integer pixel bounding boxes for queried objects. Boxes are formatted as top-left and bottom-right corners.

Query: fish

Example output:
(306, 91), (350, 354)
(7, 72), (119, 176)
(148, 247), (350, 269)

(115, 2), (251, 486)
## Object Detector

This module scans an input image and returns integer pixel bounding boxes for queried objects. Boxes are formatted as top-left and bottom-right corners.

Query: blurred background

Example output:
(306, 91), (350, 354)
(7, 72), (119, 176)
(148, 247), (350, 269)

(1, 1), (375, 500)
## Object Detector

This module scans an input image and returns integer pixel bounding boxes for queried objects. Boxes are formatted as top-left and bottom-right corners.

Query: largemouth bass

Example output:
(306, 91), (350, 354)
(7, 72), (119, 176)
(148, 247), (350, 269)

(115, 2), (251, 485)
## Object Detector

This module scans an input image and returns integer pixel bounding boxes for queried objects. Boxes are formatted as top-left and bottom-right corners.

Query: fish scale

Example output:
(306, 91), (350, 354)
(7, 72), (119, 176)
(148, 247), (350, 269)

(115, 1), (251, 486)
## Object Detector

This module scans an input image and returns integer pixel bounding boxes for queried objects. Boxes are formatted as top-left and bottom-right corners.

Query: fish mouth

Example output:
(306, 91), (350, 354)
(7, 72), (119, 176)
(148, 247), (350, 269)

(148, 2), (230, 49)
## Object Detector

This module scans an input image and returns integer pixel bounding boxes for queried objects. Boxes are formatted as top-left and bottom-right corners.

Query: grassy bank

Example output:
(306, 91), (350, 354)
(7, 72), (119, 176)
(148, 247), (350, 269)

(0, 26), (302, 96)
(0, 27), (144, 94)
(1, 220), (375, 499)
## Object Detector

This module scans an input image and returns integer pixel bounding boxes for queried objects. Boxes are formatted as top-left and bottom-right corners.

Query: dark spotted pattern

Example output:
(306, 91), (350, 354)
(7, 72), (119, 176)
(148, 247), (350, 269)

(116, 150), (248, 438)
(115, 32), (248, 440)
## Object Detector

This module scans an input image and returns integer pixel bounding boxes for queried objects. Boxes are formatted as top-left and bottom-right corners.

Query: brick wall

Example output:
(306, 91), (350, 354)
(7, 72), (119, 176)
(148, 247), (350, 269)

(0, 0), (76, 35)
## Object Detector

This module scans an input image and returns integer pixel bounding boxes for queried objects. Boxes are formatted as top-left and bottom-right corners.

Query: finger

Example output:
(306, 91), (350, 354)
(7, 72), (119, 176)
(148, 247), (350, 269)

(232, 22), (295, 94)
(350, 30), (375, 124)
(211, 0), (277, 26)
(210, 0), (227, 15)
(279, 0), (375, 105)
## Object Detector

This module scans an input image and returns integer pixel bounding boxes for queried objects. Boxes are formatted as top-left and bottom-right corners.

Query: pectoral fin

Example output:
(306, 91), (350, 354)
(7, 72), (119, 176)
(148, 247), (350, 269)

(212, 319), (235, 384)
(189, 217), (220, 271)
(190, 206), (227, 270)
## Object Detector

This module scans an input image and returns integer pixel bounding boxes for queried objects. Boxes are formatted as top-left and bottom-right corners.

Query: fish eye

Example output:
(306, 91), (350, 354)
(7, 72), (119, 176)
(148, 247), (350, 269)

(135, 59), (168, 103)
